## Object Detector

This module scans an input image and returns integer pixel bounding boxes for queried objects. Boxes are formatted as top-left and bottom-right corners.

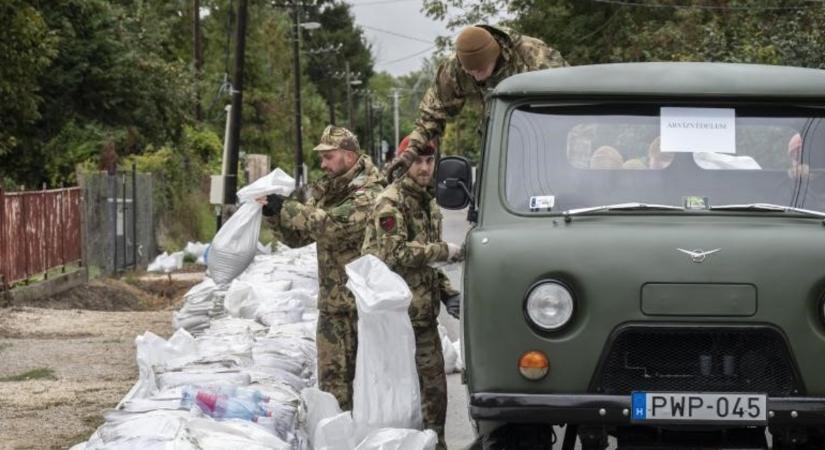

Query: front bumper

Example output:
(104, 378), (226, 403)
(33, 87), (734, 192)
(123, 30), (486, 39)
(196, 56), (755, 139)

(470, 393), (825, 426)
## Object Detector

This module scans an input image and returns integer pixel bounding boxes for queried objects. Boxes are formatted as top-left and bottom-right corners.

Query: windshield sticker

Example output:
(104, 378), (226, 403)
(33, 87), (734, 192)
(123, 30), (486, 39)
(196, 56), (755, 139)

(660, 107), (736, 154)
(683, 196), (709, 210)
(529, 195), (555, 211)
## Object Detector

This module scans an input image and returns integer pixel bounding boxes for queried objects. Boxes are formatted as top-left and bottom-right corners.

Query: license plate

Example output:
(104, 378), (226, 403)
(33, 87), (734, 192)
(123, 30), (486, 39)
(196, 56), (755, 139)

(631, 392), (767, 423)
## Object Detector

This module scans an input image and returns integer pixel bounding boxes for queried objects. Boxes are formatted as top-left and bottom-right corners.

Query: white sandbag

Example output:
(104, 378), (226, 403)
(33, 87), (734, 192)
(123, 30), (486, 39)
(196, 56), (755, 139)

(148, 251), (184, 273)
(156, 370), (251, 391)
(236, 168), (295, 203)
(257, 242), (273, 255)
(315, 412), (357, 450)
(186, 417), (290, 450)
(184, 241), (209, 260)
(224, 279), (293, 319)
(347, 255), (422, 432)
(91, 410), (194, 449)
(355, 428), (437, 450)
(438, 324), (459, 374)
(118, 330), (198, 407)
(301, 387), (342, 448)
(208, 202), (263, 286)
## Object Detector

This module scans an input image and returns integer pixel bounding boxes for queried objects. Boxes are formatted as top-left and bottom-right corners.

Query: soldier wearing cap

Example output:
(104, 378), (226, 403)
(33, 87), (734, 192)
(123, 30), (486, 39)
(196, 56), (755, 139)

(261, 125), (385, 410)
(362, 136), (462, 447)
(385, 25), (568, 180)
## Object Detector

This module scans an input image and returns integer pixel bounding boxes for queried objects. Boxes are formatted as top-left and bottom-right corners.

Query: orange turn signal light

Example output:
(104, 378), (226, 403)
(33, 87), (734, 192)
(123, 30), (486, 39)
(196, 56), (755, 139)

(518, 350), (549, 380)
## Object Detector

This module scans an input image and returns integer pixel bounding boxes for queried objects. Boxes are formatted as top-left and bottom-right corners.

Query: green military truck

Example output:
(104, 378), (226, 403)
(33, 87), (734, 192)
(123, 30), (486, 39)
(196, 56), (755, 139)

(436, 63), (825, 449)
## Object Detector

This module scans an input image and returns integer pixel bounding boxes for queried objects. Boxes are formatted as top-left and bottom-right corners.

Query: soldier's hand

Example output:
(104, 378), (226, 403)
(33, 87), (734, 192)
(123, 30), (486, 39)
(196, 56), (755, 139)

(443, 293), (461, 319)
(262, 193), (286, 217)
(446, 242), (463, 262)
(384, 148), (417, 182)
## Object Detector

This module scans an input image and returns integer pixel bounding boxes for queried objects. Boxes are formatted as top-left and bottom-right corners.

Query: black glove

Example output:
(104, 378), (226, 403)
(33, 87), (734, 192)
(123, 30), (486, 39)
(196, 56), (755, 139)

(384, 147), (418, 182)
(262, 194), (285, 217)
(443, 293), (461, 319)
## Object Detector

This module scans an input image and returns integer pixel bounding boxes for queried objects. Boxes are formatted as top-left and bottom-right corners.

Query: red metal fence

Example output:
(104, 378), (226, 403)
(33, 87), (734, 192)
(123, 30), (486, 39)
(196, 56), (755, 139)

(0, 187), (82, 289)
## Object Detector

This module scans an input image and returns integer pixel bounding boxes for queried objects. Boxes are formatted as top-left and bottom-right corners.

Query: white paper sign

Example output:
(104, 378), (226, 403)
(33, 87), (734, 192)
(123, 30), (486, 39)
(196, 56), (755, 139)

(660, 107), (736, 154)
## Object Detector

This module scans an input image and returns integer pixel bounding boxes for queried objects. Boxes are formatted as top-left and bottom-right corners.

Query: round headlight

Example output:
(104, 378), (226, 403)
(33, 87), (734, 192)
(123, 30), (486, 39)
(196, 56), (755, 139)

(525, 281), (574, 331)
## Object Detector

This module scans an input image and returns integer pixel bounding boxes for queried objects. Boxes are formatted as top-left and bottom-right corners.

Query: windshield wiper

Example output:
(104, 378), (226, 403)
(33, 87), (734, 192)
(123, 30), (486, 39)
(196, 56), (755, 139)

(563, 202), (684, 222)
(709, 203), (825, 218)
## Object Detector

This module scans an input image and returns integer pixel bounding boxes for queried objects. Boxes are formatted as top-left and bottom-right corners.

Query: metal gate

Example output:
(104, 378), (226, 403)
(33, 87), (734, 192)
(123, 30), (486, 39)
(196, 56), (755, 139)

(109, 165), (138, 272)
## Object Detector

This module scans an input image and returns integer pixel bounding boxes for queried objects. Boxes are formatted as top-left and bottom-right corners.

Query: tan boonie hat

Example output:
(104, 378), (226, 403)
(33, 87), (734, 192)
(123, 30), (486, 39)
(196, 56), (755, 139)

(313, 125), (360, 152)
(455, 26), (501, 72)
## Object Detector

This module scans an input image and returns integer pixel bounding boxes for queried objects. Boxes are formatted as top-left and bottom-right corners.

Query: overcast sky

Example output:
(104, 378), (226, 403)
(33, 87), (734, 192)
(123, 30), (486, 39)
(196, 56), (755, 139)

(348, 0), (451, 76)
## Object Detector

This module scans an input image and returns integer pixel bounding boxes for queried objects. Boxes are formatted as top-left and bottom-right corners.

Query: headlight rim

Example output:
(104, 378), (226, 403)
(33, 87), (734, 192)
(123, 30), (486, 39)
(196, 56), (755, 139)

(523, 279), (576, 333)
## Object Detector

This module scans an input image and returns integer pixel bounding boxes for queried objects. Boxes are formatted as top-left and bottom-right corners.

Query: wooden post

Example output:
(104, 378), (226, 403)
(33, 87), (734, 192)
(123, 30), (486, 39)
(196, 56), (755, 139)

(0, 188), (6, 290)
(21, 191), (29, 283)
(42, 183), (48, 280)
(59, 188), (66, 273)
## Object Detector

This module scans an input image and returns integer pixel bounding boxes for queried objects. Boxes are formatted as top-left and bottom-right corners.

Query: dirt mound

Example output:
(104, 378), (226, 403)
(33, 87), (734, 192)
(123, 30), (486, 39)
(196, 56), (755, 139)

(19, 278), (195, 311)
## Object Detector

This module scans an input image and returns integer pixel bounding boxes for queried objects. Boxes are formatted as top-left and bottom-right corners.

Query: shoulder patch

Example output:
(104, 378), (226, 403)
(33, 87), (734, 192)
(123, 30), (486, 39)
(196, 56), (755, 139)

(379, 215), (397, 232)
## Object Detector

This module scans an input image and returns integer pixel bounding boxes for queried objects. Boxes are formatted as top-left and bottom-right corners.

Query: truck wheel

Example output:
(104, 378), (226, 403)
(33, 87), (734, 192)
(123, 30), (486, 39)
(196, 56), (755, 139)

(480, 424), (555, 450)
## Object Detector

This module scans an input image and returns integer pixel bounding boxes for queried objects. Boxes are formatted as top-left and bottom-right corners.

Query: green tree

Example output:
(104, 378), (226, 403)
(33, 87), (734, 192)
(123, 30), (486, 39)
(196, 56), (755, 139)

(0, 2), (56, 158)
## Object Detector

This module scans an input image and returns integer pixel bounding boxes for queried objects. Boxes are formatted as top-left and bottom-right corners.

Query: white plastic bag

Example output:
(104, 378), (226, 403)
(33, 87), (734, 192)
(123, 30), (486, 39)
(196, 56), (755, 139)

(347, 255), (422, 432)
(236, 168), (295, 203)
(354, 428), (437, 450)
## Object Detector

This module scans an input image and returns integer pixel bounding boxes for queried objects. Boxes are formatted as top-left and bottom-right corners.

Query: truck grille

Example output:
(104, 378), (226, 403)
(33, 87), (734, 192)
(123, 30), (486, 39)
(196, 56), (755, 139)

(591, 326), (801, 396)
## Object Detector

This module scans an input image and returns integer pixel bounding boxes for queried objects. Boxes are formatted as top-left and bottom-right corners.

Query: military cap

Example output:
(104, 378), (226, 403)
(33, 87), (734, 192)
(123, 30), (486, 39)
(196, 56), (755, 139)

(455, 26), (501, 72)
(314, 125), (360, 152)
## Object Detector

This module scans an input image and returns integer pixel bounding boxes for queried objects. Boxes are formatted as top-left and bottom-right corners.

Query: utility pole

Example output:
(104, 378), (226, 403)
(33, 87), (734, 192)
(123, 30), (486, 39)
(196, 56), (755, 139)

(346, 62), (354, 130)
(223, 0), (248, 204)
(193, 0), (203, 121)
(363, 89), (371, 159)
(291, 0), (304, 188)
(378, 104), (384, 162)
(393, 89), (399, 148)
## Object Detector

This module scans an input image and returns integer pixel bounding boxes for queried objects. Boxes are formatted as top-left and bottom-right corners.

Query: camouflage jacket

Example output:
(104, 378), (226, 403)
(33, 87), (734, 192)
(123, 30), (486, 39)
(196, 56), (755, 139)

(408, 25), (568, 153)
(362, 176), (459, 326)
(270, 155), (386, 314)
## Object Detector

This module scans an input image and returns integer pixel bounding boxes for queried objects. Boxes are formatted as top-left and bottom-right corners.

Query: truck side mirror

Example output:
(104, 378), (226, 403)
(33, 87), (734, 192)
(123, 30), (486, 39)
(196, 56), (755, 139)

(436, 156), (473, 210)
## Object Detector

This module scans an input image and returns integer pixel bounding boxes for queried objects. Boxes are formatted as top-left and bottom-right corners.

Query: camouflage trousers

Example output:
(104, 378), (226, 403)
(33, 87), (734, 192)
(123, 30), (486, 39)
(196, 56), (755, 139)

(414, 323), (448, 449)
(317, 309), (358, 411)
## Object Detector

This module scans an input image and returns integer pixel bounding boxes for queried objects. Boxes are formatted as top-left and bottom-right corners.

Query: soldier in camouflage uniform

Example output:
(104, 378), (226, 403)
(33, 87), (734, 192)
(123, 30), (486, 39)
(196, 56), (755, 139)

(261, 125), (385, 411)
(362, 136), (462, 447)
(386, 24), (568, 180)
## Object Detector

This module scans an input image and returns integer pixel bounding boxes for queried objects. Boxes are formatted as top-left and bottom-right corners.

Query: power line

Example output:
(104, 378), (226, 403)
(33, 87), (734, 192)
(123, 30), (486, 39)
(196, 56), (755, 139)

(361, 25), (434, 44)
(376, 45), (436, 66)
(592, 0), (822, 10)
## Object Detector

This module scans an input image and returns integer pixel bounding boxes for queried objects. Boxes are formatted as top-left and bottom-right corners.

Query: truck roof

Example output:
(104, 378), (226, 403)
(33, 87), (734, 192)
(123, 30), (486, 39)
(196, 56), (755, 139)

(493, 62), (825, 100)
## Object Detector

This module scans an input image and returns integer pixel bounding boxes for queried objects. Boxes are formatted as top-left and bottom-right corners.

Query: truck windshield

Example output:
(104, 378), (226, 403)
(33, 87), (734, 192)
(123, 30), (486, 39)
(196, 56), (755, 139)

(504, 104), (825, 214)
